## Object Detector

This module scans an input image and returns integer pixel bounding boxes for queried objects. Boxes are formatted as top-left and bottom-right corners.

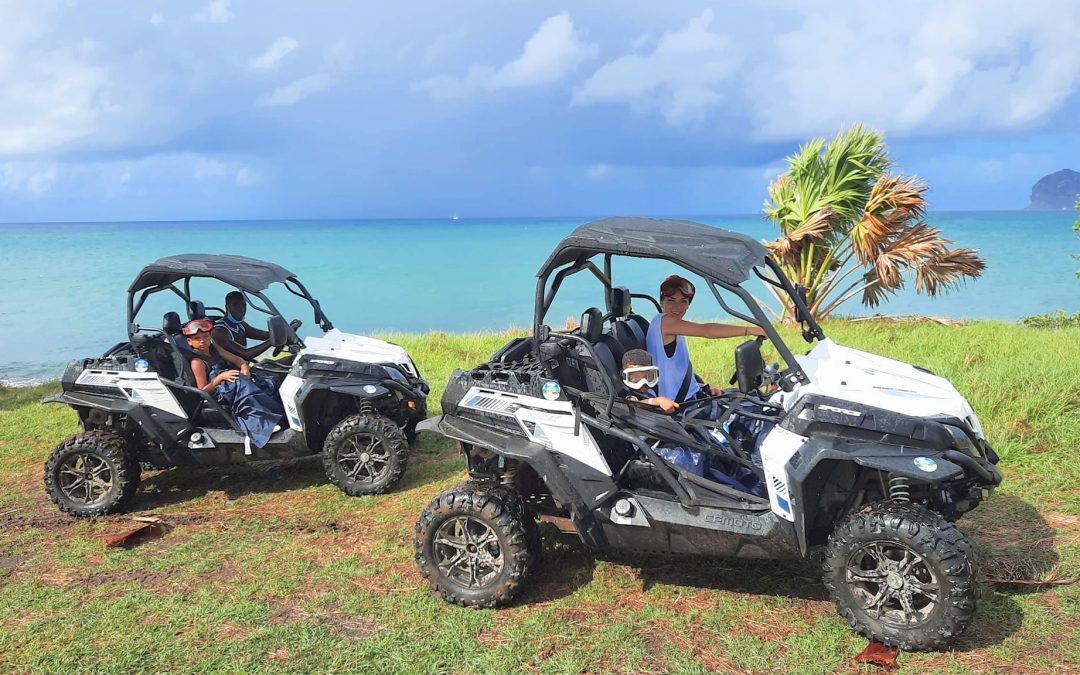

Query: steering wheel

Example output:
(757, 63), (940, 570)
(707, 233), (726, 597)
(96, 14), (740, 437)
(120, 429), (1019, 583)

(728, 335), (767, 387)
(272, 319), (304, 357)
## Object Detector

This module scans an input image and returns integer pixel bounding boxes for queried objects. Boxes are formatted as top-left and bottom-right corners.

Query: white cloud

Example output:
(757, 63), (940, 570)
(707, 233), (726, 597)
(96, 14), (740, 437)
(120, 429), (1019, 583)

(586, 163), (610, 179)
(150, 13), (164, 26)
(414, 13), (597, 100)
(248, 37), (298, 70)
(747, 2), (1080, 139)
(0, 162), (58, 195)
(234, 166), (258, 186)
(193, 0), (231, 24)
(258, 73), (335, 106)
(0, 9), (115, 156)
(193, 156), (258, 187)
(573, 10), (737, 126)
(571, 2), (1080, 139)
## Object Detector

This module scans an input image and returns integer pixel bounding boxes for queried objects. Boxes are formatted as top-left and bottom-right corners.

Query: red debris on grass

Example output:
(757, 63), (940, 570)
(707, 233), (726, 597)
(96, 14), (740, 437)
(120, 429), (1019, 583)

(855, 641), (900, 670)
(104, 517), (170, 548)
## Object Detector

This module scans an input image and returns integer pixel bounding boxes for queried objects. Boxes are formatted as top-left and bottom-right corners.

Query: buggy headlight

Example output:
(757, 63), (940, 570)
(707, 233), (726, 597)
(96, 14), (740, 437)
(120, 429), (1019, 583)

(945, 425), (977, 457)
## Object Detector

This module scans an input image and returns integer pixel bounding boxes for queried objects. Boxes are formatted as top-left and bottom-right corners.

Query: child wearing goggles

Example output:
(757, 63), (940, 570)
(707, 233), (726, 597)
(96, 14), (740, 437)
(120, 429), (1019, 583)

(182, 319), (250, 392)
(621, 349), (679, 414)
(182, 318), (284, 449)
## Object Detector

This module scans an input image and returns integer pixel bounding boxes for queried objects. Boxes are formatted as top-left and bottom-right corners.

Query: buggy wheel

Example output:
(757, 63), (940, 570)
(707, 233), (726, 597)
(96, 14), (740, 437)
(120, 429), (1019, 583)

(44, 430), (140, 517)
(414, 480), (536, 608)
(824, 500), (975, 651)
(323, 414), (408, 496)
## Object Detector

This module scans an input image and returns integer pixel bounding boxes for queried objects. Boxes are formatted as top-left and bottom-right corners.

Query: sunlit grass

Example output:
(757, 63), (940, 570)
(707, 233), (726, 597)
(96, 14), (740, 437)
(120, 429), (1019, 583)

(1, 320), (1078, 672)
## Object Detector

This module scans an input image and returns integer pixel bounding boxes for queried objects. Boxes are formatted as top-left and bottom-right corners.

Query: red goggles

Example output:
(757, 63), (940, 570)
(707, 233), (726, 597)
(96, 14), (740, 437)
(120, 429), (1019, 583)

(182, 319), (214, 336)
(660, 275), (695, 298)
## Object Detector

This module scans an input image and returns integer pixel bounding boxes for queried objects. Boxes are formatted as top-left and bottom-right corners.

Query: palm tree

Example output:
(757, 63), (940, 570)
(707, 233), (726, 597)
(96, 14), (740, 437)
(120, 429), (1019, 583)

(763, 125), (985, 322)
(1073, 198), (1079, 279)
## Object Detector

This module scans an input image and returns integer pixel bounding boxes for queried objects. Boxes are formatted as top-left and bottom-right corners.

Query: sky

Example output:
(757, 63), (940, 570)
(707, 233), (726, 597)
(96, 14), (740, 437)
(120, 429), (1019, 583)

(2, 0), (1080, 222)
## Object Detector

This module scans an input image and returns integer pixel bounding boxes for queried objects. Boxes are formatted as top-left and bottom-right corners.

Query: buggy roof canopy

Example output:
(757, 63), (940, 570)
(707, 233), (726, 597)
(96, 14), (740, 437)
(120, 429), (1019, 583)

(538, 217), (770, 286)
(128, 254), (297, 294)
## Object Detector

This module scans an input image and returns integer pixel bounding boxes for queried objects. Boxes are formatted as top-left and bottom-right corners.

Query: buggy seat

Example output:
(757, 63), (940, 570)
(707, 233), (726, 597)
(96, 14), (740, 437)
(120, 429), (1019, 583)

(607, 286), (648, 353)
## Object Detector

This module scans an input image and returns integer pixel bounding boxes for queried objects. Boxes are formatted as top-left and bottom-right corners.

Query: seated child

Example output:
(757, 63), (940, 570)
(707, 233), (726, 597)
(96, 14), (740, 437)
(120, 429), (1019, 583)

(621, 349), (679, 413)
(622, 349), (763, 495)
(182, 319), (284, 449)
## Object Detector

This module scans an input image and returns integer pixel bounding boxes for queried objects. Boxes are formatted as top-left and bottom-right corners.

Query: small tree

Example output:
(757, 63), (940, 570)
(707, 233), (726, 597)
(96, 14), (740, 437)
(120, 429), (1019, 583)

(763, 125), (985, 322)
(1074, 197), (1079, 279)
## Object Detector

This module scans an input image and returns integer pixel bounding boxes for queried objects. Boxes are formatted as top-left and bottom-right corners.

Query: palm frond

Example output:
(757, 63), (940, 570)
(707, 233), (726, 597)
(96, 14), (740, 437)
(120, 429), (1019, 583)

(914, 248), (986, 296)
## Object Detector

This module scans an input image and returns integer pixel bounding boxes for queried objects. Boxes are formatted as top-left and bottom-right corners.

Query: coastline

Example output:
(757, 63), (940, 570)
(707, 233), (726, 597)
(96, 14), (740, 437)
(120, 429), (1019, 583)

(4, 317), (1077, 388)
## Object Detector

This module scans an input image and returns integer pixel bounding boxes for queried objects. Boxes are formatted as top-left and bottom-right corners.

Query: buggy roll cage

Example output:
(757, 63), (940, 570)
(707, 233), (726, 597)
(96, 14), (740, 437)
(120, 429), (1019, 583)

(529, 219), (825, 410)
(126, 271), (333, 339)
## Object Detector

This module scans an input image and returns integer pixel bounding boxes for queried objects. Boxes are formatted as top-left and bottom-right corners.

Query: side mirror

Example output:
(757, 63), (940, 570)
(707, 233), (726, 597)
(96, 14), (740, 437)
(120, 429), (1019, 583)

(734, 339), (765, 393)
(794, 284), (809, 324)
(267, 315), (289, 349)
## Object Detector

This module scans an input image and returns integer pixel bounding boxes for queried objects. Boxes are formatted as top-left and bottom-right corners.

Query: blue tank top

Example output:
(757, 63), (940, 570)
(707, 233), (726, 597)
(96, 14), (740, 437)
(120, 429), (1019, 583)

(646, 313), (700, 402)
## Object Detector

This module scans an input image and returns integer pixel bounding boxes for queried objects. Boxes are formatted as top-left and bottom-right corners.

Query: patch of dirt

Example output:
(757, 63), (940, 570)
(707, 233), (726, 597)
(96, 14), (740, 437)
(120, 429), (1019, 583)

(324, 612), (382, 641)
(0, 554), (28, 569)
(1005, 417), (1033, 436)
(0, 513), (77, 531)
(201, 560), (240, 586)
(0, 608), (36, 629)
(36, 565), (179, 596)
(264, 600), (382, 641)
(214, 620), (250, 641)
(265, 647), (290, 663)
(475, 626), (511, 648)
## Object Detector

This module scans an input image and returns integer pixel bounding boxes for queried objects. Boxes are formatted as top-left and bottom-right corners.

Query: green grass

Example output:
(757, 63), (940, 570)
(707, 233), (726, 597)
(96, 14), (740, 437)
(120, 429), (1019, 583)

(1, 320), (1079, 673)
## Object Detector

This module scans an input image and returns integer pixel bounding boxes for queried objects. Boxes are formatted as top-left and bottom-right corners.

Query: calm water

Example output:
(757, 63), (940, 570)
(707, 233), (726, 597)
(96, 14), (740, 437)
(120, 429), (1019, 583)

(1, 211), (1076, 384)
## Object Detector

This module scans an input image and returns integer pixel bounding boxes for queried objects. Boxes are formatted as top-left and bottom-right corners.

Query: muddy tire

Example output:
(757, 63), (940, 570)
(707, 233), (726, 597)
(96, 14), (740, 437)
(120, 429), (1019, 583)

(824, 500), (975, 651)
(44, 430), (140, 517)
(414, 480), (537, 608)
(323, 414), (408, 496)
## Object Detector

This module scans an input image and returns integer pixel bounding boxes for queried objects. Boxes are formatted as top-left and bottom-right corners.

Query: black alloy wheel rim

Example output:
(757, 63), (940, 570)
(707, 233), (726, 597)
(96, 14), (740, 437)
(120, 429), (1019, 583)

(337, 433), (392, 484)
(846, 540), (941, 627)
(57, 452), (115, 505)
(433, 516), (504, 588)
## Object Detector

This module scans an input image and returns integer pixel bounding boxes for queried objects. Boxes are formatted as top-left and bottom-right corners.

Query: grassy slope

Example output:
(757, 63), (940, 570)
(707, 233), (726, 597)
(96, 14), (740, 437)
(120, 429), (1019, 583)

(0, 320), (1078, 673)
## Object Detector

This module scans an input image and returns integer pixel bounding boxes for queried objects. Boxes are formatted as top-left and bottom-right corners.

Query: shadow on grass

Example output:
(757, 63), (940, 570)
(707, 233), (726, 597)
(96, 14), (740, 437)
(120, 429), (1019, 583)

(518, 527), (598, 605)
(515, 493), (1061, 651)
(951, 492), (1061, 651)
(136, 456), (331, 510)
(135, 442), (463, 512)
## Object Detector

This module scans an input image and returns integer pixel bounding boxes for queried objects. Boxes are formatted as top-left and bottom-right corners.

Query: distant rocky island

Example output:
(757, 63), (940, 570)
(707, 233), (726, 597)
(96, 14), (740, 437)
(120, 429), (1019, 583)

(1027, 169), (1080, 210)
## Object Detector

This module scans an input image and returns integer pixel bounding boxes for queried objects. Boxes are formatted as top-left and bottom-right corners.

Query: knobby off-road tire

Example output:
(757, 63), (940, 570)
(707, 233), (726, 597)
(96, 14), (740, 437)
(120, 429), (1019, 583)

(44, 430), (141, 517)
(414, 480), (539, 608)
(323, 414), (409, 496)
(824, 500), (976, 651)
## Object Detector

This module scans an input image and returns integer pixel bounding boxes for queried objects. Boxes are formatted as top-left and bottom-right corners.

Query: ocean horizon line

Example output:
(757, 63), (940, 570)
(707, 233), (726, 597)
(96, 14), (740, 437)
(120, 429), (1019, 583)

(0, 208), (1052, 227)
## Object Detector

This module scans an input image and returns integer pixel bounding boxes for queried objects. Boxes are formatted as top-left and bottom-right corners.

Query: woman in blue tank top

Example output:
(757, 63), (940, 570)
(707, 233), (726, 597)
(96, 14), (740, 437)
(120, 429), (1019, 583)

(646, 275), (766, 402)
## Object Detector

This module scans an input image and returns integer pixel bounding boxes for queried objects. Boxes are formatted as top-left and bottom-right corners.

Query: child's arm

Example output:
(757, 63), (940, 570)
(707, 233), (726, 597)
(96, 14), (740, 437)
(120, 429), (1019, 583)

(639, 396), (679, 413)
(217, 345), (251, 377)
(192, 359), (238, 393)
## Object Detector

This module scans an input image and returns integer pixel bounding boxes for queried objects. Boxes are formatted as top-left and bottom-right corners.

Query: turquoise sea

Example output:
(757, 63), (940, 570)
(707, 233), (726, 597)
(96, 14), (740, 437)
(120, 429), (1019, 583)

(1, 211), (1077, 384)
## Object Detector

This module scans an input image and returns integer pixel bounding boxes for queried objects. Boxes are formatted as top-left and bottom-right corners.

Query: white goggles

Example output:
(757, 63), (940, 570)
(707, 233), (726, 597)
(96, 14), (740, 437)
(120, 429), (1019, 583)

(622, 365), (659, 390)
